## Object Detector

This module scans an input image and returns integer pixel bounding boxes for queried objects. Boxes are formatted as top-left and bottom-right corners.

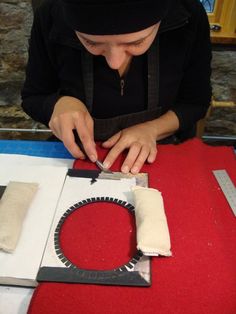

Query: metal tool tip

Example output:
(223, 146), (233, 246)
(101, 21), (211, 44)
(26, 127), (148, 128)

(95, 160), (113, 173)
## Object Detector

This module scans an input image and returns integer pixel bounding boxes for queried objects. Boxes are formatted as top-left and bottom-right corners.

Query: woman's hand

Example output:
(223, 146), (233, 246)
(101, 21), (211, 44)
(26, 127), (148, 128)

(102, 121), (158, 174)
(102, 111), (179, 174)
(49, 96), (97, 161)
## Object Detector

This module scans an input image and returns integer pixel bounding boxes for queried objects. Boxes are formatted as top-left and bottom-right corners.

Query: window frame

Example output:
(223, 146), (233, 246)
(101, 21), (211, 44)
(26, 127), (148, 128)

(206, 0), (236, 43)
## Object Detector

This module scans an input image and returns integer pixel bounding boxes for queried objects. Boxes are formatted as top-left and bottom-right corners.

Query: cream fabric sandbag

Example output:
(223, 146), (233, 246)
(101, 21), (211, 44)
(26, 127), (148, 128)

(0, 181), (38, 253)
(132, 186), (172, 257)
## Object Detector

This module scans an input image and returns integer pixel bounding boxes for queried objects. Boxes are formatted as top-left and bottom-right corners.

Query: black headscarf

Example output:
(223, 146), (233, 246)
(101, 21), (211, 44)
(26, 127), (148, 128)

(60, 0), (172, 34)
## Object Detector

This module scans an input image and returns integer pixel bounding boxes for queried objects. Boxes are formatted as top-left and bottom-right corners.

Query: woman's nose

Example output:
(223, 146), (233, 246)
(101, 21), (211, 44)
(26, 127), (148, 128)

(104, 47), (127, 70)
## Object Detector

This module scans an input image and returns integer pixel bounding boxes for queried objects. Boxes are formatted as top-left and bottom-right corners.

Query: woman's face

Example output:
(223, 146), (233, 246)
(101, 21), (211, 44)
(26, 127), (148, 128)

(75, 23), (160, 70)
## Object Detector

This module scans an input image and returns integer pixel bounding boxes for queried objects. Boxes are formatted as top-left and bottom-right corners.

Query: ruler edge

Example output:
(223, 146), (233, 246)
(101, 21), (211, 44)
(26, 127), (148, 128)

(212, 169), (236, 217)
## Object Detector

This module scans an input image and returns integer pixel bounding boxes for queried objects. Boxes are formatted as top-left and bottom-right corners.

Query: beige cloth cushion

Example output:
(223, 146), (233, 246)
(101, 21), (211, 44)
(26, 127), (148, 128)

(0, 181), (38, 253)
(132, 186), (172, 257)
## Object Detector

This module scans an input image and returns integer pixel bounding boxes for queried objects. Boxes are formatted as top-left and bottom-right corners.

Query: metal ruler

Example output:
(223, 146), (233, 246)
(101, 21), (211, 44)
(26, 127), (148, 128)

(213, 170), (236, 216)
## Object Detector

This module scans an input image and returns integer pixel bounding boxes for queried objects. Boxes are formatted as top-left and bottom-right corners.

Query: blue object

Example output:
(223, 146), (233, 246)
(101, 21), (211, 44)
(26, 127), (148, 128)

(200, 0), (215, 13)
(0, 140), (73, 159)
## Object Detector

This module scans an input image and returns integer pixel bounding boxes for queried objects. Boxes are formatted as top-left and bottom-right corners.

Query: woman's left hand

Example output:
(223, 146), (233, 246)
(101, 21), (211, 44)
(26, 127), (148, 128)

(102, 121), (158, 174)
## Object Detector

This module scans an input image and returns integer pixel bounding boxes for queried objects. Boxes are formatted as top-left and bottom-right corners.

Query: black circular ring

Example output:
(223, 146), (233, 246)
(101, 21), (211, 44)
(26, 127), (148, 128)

(54, 196), (143, 273)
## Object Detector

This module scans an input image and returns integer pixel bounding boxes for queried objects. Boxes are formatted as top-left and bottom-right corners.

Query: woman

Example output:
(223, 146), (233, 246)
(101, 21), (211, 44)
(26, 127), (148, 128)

(21, 0), (212, 173)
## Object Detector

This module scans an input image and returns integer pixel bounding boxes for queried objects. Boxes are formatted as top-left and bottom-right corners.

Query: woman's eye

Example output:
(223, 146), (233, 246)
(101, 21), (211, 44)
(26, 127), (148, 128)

(133, 42), (142, 47)
(129, 41), (144, 47)
(85, 41), (99, 47)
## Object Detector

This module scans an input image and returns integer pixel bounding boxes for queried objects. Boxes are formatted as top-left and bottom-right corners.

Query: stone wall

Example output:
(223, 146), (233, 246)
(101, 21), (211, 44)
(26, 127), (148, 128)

(0, 0), (32, 108)
(211, 50), (236, 102)
(206, 49), (236, 138)
(0, 1), (235, 138)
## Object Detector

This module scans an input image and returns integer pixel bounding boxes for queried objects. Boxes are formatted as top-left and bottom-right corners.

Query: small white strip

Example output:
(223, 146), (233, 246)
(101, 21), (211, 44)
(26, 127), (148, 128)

(213, 170), (236, 217)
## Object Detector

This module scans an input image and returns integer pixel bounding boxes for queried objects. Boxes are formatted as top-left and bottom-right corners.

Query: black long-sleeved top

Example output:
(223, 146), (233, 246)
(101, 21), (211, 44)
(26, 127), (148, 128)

(21, 0), (212, 141)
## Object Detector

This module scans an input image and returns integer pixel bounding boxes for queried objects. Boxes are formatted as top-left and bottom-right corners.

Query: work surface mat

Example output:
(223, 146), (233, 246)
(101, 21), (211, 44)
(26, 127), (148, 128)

(28, 138), (236, 314)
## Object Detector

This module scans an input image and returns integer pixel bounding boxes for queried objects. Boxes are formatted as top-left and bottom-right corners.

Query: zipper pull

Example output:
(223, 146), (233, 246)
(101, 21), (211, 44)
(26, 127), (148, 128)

(120, 79), (125, 96)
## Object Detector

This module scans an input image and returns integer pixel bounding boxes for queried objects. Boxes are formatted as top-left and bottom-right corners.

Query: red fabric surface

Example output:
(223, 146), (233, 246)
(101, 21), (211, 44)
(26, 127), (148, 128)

(60, 202), (136, 270)
(28, 139), (236, 314)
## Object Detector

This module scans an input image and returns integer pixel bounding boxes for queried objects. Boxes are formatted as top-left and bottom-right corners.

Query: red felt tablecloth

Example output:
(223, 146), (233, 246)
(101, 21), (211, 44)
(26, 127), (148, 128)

(28, 138), (236, 314)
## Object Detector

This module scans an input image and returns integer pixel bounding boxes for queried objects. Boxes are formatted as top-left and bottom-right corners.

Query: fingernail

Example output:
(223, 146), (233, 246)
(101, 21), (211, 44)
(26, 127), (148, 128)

(131, 167), (139, 174)
(121, 166), (129, 173)
(90, 155), (97, 162)
(103, 161), (110, 168)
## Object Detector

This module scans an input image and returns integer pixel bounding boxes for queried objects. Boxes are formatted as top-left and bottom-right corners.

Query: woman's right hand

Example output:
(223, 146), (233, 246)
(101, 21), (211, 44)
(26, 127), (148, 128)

(49, 96), (97, 161)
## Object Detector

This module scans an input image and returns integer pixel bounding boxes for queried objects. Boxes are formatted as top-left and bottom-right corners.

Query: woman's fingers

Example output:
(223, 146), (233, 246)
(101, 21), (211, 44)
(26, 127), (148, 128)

(56, 114), (85, 158)
(120, 142), (142, 173)
(103, 142), (125, 169)
(129, 145), (152, 174)
(74, 113), (97, 162)
(102, 132), (121, 148)
(147, 145), (158, 163)
(49, 96), (97, 160)
(104, 140), (156, 174)
(102, 132), (122, 168)
(121, 143), (153, 174)
(102, 123), (158, 172)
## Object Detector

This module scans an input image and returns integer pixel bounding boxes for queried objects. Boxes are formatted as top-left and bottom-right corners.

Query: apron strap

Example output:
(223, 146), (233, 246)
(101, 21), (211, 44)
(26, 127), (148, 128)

(147, 36), (160, 111)
(81, 50), (94, 112)
(81, 36), (160, 114)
